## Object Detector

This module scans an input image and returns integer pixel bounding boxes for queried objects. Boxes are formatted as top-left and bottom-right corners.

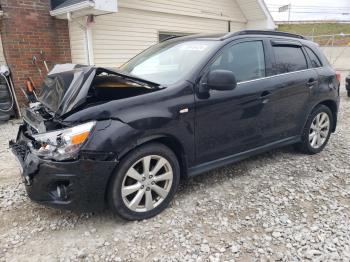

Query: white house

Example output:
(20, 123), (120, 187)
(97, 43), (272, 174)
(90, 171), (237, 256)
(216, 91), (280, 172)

(50, 0), (275, 67)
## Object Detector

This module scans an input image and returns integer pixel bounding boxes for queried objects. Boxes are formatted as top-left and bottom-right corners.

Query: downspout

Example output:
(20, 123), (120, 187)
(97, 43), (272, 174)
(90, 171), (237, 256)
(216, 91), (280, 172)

(68, 12), (94, 65)
(85, 26), (94, 65)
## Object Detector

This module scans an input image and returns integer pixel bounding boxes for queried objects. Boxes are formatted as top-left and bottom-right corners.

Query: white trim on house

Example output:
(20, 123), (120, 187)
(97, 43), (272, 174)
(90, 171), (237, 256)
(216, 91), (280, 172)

(86, 26), (94, 65)
(235, 0), (275, 29)
(50, 1), (94, 17)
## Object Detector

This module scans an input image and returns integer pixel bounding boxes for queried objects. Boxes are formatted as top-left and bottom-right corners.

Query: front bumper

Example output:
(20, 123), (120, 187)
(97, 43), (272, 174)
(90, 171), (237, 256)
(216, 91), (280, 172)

(10, 125), (118, 212)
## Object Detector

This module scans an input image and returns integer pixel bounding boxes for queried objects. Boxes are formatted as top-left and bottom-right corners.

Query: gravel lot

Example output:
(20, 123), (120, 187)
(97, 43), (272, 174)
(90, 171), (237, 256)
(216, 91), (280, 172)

(1, 92), (349, 262)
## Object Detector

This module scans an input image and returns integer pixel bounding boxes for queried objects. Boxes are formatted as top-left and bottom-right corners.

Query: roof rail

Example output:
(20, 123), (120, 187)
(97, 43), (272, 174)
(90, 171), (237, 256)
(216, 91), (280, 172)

(223, 30), (305, 40)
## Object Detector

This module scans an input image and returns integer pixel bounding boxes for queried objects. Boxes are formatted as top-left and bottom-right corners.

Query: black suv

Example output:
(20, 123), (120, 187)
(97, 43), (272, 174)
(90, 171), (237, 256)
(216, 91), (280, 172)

(11, 30), (340, 220)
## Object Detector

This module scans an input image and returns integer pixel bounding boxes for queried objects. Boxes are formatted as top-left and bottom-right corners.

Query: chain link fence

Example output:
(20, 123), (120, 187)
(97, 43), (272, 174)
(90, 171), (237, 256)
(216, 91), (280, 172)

(307, 33), (350, 47)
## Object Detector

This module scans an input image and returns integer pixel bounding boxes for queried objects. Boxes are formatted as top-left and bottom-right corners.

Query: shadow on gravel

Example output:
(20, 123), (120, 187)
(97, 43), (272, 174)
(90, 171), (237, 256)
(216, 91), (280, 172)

(17, 145), (298, 224)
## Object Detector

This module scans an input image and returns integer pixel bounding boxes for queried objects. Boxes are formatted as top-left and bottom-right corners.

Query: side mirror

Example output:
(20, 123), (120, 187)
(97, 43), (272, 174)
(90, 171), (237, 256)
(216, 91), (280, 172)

(204, 69), (237, 91)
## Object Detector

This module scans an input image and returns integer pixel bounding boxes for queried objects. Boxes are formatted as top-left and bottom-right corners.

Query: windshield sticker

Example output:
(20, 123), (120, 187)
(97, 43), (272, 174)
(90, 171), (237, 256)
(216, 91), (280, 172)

(180, 44), (208, 52)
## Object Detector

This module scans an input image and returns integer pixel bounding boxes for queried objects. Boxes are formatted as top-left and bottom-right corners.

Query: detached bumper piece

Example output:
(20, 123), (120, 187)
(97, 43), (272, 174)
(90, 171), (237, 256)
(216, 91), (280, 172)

(10, 138), (118, 212)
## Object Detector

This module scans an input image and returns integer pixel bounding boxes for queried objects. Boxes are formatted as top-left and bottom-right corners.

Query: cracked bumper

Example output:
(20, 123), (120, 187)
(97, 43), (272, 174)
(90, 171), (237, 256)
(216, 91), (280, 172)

(10, 125), (118, 212)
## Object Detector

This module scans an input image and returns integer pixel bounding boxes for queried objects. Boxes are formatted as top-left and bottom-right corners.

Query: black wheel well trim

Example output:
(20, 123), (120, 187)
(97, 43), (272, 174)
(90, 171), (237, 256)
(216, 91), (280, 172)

(304, 99), (338, 133)
(317, 99), (338, 132)
(127, 135), (188, 176)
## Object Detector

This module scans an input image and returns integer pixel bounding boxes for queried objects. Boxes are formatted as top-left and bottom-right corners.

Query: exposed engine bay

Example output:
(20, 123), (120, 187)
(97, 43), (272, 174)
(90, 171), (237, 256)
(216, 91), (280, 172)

(21, 65), (163, 135)
(86, 74), (156, 105)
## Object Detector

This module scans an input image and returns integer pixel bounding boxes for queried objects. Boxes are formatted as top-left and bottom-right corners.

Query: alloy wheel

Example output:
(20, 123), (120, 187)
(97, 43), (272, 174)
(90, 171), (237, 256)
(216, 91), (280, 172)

(121, 155), (173, 212)
(309, 112), (330, 149)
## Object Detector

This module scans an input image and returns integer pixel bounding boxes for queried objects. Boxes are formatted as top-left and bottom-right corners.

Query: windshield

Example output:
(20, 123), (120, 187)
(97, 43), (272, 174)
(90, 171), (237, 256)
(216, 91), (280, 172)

(120, 40), (218, 85)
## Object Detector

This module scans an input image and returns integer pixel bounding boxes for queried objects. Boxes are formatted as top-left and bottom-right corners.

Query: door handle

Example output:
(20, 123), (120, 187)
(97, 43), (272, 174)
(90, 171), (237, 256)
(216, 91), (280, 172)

(307, 78), (317, 87)
(260, 91), (272, 104)
(260, 91), (272, 98)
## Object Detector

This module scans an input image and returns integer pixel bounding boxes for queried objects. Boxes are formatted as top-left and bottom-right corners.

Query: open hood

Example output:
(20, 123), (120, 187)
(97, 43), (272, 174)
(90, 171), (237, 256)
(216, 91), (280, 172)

(37, 64), (161, 117)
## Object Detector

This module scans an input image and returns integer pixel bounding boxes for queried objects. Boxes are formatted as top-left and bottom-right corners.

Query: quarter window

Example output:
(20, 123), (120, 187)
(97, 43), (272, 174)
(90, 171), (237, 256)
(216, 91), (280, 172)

(305, 46), (322, 68)
(210, 41), (266, 82)
(272, 46), (307, 74)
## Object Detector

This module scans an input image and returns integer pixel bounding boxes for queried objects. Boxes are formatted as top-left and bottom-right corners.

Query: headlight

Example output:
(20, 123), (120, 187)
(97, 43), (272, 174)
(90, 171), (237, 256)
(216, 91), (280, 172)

(32, 121), (96, 161)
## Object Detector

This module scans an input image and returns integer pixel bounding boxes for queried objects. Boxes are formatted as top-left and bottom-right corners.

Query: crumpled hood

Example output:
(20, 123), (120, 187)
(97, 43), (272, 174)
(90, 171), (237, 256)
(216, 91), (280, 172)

(38, 64), (96, 116)
(38, 64), (161, 118)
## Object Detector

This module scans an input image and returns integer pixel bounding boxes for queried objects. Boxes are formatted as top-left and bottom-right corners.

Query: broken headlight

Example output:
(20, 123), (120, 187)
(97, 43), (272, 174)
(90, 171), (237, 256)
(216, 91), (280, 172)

(32, 121), (96, 161)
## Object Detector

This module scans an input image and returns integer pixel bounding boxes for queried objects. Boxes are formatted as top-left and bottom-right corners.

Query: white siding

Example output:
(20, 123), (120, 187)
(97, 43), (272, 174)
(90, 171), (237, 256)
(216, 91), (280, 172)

(92, 7), (245, 67)
(118, 0), (246, 22)
(69, 19), (88, 64)
(236, 0), (275, 30)
(0, 34), (6, 65)
(235, 0), (266, 20)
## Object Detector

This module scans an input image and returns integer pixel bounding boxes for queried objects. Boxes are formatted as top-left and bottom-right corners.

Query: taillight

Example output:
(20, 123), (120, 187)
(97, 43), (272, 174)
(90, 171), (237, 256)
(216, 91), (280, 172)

(335, 71), (341, 83)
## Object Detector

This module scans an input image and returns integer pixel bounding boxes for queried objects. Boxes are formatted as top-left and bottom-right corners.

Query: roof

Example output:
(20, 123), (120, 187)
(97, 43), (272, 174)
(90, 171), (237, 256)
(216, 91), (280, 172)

(163, 30), (306, 43)
(236, 0), (276, 29)
(226, 30), (305, 40)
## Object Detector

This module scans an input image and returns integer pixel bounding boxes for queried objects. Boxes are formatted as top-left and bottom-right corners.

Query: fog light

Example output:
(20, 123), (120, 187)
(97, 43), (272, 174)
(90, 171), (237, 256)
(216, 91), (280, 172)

(56, 184), (68, 200)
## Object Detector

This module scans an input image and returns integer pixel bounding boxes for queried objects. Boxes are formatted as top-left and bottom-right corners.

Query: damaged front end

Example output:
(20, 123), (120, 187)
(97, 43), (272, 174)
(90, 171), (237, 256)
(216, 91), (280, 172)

(9, 120), (118, 212)
(8, 64), (159, 212)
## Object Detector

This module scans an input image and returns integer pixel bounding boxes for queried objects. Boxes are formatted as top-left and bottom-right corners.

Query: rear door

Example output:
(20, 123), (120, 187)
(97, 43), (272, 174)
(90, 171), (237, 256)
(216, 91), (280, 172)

(259, 39), (318, 144)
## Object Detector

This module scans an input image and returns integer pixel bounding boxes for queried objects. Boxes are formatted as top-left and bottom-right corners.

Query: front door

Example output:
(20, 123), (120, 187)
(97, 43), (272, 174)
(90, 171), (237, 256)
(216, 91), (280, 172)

(194, 39), (270, 165)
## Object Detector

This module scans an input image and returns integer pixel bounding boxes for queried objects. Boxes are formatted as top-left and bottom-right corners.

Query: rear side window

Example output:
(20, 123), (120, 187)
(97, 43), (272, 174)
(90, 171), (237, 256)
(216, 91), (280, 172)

(305, 46), (322, 68)
(210, 41), (265, 82)
(272, 46), (307, 74)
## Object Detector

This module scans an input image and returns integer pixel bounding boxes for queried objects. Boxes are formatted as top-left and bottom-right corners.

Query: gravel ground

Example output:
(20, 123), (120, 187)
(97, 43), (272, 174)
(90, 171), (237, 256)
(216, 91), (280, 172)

(0, 93), (350, 262)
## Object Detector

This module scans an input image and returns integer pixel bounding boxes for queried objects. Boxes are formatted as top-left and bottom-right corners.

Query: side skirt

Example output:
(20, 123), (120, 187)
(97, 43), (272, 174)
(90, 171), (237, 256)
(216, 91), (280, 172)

(188, 136), (300, 177)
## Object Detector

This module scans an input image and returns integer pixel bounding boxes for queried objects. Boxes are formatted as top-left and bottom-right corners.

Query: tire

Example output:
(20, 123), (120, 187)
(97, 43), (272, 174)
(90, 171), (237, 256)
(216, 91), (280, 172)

(297, 105), (333, 154)
(0, 113), (10, 122)
(347, 90), (350, 97)
(108, 142), (180, 220)
(0, 101), (12, 111)
(0, 84), (10, 103)
(0, 90), (10, 103)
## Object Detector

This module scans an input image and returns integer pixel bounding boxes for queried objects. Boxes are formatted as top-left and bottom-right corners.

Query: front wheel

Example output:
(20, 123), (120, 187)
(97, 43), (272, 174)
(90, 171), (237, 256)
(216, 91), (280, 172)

(108, 143), (180, 220)
(297, 105), (333, 154)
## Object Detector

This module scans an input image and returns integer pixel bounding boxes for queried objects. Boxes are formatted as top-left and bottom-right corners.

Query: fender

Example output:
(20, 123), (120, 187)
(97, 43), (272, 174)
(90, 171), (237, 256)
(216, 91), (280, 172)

(300, 97), (339, 135)
(83, 120), (193, 173)
(65, 80), (196, 165)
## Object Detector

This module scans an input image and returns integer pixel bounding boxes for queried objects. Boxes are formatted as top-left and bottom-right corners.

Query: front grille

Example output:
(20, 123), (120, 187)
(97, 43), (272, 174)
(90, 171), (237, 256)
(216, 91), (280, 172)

(28, 124), (38, 135)
(10, 141), (28, 162)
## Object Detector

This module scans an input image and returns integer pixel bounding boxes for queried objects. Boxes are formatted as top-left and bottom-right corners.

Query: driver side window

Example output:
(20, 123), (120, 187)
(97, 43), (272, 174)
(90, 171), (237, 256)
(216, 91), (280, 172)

(210, 41), (266, 83)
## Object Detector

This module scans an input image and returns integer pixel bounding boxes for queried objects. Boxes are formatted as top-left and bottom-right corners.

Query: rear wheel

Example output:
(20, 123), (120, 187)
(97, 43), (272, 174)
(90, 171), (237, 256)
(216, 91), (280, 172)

(298, 105), (333, 154)
(108, 143), (180, 220)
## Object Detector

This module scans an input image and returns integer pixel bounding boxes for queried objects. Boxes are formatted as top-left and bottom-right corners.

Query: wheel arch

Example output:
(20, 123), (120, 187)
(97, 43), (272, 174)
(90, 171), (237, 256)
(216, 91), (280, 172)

(316, 99), (338, 132)
(104, 134), (188, 208)
(118, 134), (188, 179)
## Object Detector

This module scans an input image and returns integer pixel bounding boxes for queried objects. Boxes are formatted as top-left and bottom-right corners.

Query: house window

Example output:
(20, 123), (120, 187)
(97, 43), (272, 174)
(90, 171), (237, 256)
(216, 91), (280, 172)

(158, 32), (191, 42)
